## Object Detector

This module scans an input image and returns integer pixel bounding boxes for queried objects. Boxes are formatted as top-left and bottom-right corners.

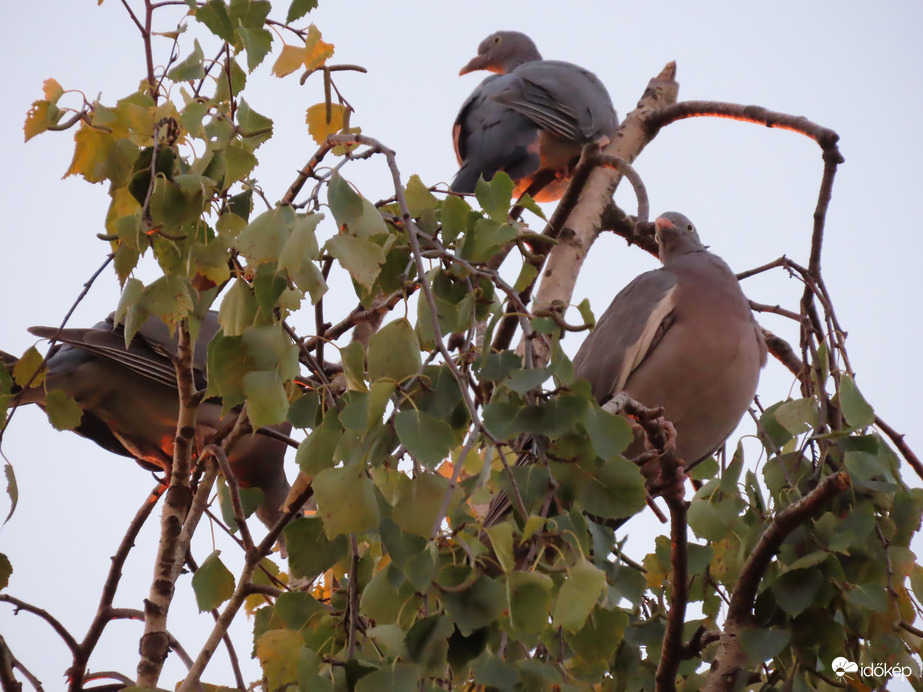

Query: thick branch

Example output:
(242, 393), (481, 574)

(524, 62), (680, 366)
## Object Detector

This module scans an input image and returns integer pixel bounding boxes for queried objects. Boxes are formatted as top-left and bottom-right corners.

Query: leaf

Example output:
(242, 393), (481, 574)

(23, 100), (62, 141)
(195, 0), (236, 43)
(324, 233), (385, 290)
(243, 370), (288, 427)
(438, 568), (505, 636)
(507, 570), (553, 635)
(583, 405), (632, 460)
(773, 398), (818, 436)
(484, 523), (515, 573)
(306, 102), (347, 145)
(140, 276), (194, 328)
(355, 663), (422, 692)
(839, 374), (875, 428)
(844, 583), (887, 613)
(286, 0), (318, 23)
(296, 412), (342, 476)
(45, 390), (83, 431)
(166, 39), (205, 81)
(394, 410), (454, 469)
(566, 606), (629, 664)
(739, 627), (790, 662)
(772, 568), (824, 616)
(284, 516), (348, 580)
(191, 550), (235, 612)
(393, 472), (459, 537)
(405, 175), (439, 216)
(0, 553), (11, 590)
(239, 25), (273, 72)
(3, 466), (18, 525)
(11, 346), (45, 389)
(255, 629), (302, 689)
(272, 24), (333, 77)
(367, 319), (421, 383)
(580, 457), (646, 520)
(552, 559), (606, 632)
(313, 466), (380, 538)
(475, 172), (514, 222)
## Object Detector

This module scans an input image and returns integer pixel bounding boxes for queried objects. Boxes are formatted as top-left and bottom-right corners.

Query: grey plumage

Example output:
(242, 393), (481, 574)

(452, 31), (618, 202)
(573, 211), (767, 464)
(10, 311), (291, 530)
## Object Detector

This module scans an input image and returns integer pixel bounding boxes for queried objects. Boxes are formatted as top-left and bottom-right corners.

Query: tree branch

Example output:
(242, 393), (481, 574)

(703, 472), (849, 691)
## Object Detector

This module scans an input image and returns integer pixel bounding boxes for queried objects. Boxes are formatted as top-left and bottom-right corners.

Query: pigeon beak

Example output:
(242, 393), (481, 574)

(459, 54), (491, 75)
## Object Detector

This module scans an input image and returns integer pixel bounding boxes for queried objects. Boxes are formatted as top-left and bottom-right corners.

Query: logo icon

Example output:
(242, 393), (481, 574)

(832, 657), (859, 676)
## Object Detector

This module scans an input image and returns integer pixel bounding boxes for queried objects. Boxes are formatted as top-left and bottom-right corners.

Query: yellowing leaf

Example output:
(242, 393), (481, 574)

(65, 124), (113, 182)
(23, 101), (61, 142)
(271, 44), (307, 78)
(45, 390), (84, 431)
(302, 24), (334, 72)
(306, 102), (346, 145)
(271, 25), (334, 78)
(12, 347), (45, 389)
(255, 629), (302, 689)
(43, 79), (64, 102)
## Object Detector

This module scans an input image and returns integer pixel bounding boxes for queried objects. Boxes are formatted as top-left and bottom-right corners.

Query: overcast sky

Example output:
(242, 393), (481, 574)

(1, 1), (921, 688)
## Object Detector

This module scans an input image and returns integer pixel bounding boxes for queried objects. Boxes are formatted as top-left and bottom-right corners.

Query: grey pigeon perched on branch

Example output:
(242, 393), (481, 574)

(5, 311), (291, 530)
(573, 212), (767, 465)
(451, 30), (619, 201)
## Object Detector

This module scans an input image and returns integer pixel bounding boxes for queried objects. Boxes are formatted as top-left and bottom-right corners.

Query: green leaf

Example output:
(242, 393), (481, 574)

(327, 172), (388, 239)
(216, 476), (263, 530)
(484, 523), (515, 573)
(166, 40), (205, 82)
(839, 374), (875, 428)
(367, 319), (421, 383)
(191, 550), (235, 612)
(580, 457), (646, 519)
(45, 390), (83, 431)
(296, 412), (342, 476)
(0, 553), (11, 590)
(196, 0), (236, 43)
(552, 559), (606, 632)
(314, 466), (380, 538)
(141, 276), (194, 328)
(284, 516), (348, 580)
(405, 175), (439, 216)
(340, 340), (367, 392)
(324, 233), (385, 290)
(236, 206), (295, 264)
(739, 627), (790, 662)
(438, 568), (505, 636)
(355, 663), (422, 692)
(393, 472), (458, 537)
(773, 398), (818, 436)
(507, 570), (553, 635)
(844, 450), (888, 482)
(566, 606), (629, 664)
(286, 0), (318, 23)
(440, 194), (470, 245)
(241, 370), (288, 427)
(475, 172), (514, 222)
(394, 410), (454, 469)
(583, 405), (632, 460)
(772, 568), (824, 616)
(844, 583), (887, 613)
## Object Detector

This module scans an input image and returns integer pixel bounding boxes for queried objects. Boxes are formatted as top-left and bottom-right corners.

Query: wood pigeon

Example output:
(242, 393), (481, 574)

(451, 31), (619, 201)
(5, 311), (291, 530)
(573, 212), (767, 465)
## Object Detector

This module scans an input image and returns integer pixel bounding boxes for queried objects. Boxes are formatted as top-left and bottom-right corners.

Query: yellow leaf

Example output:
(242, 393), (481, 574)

(65, 124), (114, 182)
(302, 24), (334, 73)
(23, 101), (59, 142)
(271, 44), (306, 78)
(42, 78), (64, 103)
(305, 102), (346, 145)
(255, 629), (302, 689)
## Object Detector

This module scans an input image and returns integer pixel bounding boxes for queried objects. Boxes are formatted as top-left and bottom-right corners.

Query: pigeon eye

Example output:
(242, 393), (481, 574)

(493, 36), (502, 44)
(687, 224), (694, 231)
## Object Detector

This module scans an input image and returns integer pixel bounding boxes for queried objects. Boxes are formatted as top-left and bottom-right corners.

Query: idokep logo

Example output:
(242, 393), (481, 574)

(831, 656), (912, 681)
(831, 657), (858, 676)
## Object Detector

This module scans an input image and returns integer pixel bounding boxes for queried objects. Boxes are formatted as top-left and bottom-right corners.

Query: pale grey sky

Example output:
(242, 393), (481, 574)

(1, 1), (921, 687)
